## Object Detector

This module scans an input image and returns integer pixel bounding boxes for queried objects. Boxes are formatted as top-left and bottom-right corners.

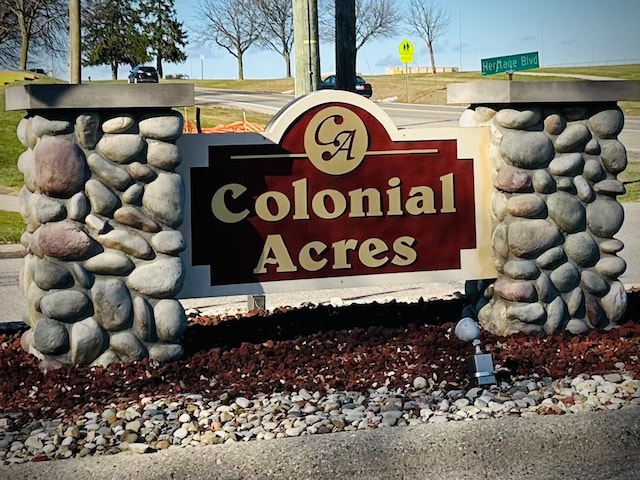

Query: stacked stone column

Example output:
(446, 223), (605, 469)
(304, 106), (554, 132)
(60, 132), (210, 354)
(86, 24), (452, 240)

(8, 85), (192, 366)
(459, 98), (628, 336)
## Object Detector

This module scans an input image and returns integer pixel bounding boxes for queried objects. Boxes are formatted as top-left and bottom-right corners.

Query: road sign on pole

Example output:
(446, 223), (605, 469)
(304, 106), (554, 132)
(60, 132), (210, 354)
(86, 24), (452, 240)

(481, 51), (539, 76)
(398, 39), (415, 64)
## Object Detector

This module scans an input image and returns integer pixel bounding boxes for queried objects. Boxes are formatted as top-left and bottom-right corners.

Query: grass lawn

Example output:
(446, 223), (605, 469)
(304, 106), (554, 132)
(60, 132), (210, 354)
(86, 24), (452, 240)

(0, 210), (24, 244)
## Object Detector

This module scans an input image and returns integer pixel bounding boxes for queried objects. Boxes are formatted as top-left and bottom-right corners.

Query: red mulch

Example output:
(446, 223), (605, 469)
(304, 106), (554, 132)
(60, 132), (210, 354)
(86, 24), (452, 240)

(1, 289), (639, 426)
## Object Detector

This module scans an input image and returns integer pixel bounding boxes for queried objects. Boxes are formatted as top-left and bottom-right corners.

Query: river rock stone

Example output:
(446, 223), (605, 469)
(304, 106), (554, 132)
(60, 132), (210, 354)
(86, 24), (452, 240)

(563, 232), (599, 267)
(554, 123), (590, 153)
(75, 113), (101, 149)
(139, 113), (183, 141)
(583, 159), (605, 182)
(593, 179), (625, 196)
(133, 295), (155, 342)
(142, 172), (184, 228)
(599, 239), (624, 254)
(495, 107), (541, 129)
(34, 257), (74, 290)
(584, 138), (601, 155)
(589, 108), (624, 139)
(151, 230), (185, 255)
(595, 256), (627, 278)
(127, 162), (156, 182)
(114, 206), (160, 233)
(126, 256), (184, 298)
(506, 302), (545, 324)
(97, 227), (154, 259)
(33, 317), (69, 355)
(154, 299), (187, 343)
(549, 262), (580, 292)
(85, 179), (120, 216)
(531, 169), (555, 194)
(67, 192), (90, 222)
(83, 250), (134, 275)
(91, 278), (133, 331)
(506, 194), (545, 218)
(574, 175), (595, 203)
(544, 113), (565, 135)
(600, 281), (626, 324)
(585, 295), (606, 328)
(501, 131), (554, 169)
(503, 260), (539, 280)
(492, 224), (509, 259)
(32, 220), (95, 261)
(35, 195), (66, 224)
(109, 331), (147, 361)
(40, 289), (93, 322)
(147, 343), (184, 363)
(70, 317), (106, 365)
(146, 140), (181, 170)
(102, 114), (136, 134)
(567, 287), (584, 316)
(35, 137), (87, 198)
(600, 140), (627, 174)
(88, 153), (134, 191)
(547, 192), (585, 233)
(18, 149), (37, 192)
(548, 153), (583, 176)
(31, 115), (72, 137)
(544, 296), (566, 334)
(586, 198), (624, 238)
(493, 279), (537, 302)
(580, 270), (609, 296)
(96, 134), (144, 164)
(508, 220), (560, 258)
(491, 192), (508, 222)
(494, 169), (532, 193)
(535, 273), (558, 303)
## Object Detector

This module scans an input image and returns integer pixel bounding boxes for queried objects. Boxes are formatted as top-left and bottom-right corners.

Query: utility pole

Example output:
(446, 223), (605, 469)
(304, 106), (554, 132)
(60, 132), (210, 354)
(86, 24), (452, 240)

(293, 0), (320, 97)
(69, 0), (81, 84)
(335, 0), (355, 93)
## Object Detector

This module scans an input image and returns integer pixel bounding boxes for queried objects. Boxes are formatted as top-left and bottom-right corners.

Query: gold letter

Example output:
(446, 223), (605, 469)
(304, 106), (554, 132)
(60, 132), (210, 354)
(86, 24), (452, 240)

(332, 239), (358, 269)
(255, 191), (290, 222)
(440, 173), (456, 213)
(391, 236), (417, 266)
(292, 178), (309, 220)
(299, 240), (328, 271)
(312, 189), (347, 219)
(358, 238), (389, 268)
(253, 234), (297, 274)
(211, 183), (249, 224)
(405, 186), (436, 215)
(386, 177), (403, 216)
(349, 188), (383, 218)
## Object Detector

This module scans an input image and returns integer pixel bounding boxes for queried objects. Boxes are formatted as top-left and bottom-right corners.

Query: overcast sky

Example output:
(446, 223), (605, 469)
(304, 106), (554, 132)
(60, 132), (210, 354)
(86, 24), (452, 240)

(81, 0), (640, 81)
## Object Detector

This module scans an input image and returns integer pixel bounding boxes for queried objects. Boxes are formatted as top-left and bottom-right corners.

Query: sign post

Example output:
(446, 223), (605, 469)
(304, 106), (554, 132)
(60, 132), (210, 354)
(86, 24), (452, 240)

(480, 51), (539, 80)
(398, 39), (414, 102)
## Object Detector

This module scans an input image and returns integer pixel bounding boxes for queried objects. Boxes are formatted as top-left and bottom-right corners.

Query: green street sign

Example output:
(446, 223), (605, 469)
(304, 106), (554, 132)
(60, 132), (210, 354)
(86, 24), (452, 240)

(481, 51), (539, 75)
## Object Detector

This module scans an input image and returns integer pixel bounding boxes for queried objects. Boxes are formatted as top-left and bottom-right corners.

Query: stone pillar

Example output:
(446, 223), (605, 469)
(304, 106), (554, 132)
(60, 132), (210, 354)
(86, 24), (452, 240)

(5, 84), (194, 366)
(448, 81), (640, 336)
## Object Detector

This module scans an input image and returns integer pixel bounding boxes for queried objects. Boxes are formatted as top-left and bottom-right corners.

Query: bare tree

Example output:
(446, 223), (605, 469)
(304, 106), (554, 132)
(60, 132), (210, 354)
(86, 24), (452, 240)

(254, 0), (294, 78)
(404, 0), (451, 74)
(0, 4), (20, 68)
(193, 0), (261, 80)
(319, 0), (399, 52)
(7, 0), (68, 71)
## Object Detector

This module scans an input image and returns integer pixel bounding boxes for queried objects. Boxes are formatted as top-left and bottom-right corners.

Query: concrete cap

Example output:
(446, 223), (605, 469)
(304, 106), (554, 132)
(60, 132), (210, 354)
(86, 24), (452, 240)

(5, 83), (194, 110)
(447, 80), (640, 105)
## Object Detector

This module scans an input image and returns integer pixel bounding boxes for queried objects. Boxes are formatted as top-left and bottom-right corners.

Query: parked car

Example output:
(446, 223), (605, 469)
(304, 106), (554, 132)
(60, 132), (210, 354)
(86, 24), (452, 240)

(128, 66), (159, 84)
(320, 74), (373, 98)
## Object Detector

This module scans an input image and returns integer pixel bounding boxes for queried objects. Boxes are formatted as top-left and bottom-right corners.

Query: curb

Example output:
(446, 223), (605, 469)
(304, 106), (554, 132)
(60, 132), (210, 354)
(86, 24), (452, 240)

(0, 244), (26, 259)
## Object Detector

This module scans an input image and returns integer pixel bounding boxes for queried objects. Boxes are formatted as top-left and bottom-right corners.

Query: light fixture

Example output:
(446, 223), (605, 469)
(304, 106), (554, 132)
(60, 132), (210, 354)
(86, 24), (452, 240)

(455, 317), (496, 386)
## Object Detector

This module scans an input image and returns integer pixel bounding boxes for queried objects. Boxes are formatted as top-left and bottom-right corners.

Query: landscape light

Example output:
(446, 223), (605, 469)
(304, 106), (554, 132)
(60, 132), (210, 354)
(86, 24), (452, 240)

(455, 317), (496, 386)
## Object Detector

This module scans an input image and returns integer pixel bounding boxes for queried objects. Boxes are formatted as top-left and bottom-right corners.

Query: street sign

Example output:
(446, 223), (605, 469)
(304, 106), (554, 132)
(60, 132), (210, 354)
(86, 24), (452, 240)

(398, 39), (414, 63)
(481, 51), (539, 76)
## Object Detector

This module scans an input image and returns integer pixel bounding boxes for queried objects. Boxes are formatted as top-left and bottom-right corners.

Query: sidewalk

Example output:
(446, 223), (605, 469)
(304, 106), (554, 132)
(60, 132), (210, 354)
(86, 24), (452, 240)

(0, 193), (25, 259)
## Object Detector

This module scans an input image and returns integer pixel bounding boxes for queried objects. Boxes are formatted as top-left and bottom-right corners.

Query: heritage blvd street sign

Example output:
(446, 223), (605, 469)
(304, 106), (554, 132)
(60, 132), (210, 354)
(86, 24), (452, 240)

(177, 90), (494, 298)
(481, 51), (539, 75)
(399, 39), (414, 63)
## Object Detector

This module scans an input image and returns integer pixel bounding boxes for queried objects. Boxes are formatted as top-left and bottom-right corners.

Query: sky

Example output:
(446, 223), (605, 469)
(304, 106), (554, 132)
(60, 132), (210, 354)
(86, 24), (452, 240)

(78, 0), (640, 81)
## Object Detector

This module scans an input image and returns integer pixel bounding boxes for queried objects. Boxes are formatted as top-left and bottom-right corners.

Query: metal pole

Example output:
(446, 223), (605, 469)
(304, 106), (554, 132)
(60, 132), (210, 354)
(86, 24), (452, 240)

(335, 0), (355, 92)
(69, 0), (81, 84)
(405, 62), (409, 102)
(200, 55), (204, 80)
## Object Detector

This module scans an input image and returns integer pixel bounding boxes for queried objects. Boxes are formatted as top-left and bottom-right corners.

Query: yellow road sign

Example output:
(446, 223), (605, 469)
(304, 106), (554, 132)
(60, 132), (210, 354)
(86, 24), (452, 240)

(399, 39), (414, 63)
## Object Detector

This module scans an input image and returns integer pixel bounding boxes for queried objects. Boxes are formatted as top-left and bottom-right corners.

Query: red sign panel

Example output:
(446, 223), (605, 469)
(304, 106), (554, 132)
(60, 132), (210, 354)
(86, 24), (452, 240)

(190, 101), (476, 288)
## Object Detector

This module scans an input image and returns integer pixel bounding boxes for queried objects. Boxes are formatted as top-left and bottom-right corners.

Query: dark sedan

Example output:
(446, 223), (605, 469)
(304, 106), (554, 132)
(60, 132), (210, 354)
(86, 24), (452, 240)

(320, 75), (373, 98)
(128, 66), (159, 84)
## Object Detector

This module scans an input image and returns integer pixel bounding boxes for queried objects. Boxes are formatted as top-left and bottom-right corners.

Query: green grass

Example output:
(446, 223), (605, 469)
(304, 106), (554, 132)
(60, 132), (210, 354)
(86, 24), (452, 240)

(619, 161), (640, 203)
(0, 87), (27, 192)
(0, 210), (25, 244)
